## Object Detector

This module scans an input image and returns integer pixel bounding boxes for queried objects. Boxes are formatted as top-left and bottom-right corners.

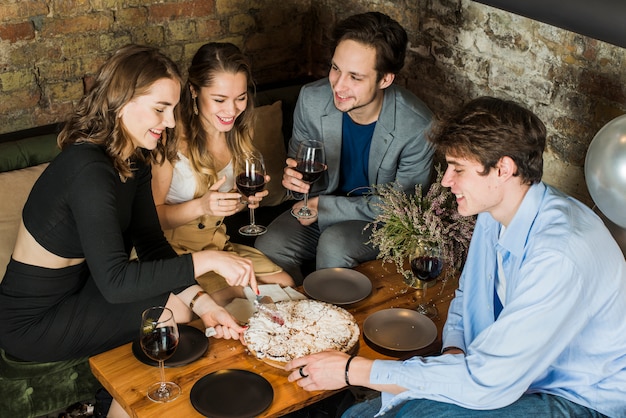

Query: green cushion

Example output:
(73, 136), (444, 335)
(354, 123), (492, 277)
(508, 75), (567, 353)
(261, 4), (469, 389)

(0, 134), (60, 173)
(0, 348), (101, 418)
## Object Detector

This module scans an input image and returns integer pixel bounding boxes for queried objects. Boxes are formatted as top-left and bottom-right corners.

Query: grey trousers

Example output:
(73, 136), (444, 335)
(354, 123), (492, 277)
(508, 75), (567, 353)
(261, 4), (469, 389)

(254, 209), (378, 285)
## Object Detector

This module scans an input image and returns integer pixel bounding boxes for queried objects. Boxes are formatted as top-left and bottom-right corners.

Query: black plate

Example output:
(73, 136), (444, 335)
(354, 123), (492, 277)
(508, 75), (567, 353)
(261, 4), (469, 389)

(190, 369), (273, 417)
(132, 324), (208, 368)
(303, 268), (372, 305)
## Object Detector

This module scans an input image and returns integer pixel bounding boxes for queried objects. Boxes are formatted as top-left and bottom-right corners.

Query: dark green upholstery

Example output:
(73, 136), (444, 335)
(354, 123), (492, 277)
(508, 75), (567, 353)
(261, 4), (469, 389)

(0, 125), (100, 417)
(0, 349), (101, 418)
(0, 134), (60, 173)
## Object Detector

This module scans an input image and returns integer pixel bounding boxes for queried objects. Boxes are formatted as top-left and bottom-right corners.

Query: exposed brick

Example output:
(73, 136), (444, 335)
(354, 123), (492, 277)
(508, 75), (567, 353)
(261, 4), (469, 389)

(195, 18), (224, 41)
(229, 13), (255, 34)
(130, 24), (165, 46)
(148, 1), (214, 22)
(47, 80), (84, 102)
(0, 1), (48, 22)
(0, 21), (36, 42)
(91, 0), (119, 11)
(0, 89), (40, 114)
(99, 33), (133, 55)
(53, 0), (92, 16)
(115, 7), (149, 28)
(41, 14), (113, 37)
(167, 19), (198, 42)
(0, 69), (36, 91)
(216, 0), (249, 15)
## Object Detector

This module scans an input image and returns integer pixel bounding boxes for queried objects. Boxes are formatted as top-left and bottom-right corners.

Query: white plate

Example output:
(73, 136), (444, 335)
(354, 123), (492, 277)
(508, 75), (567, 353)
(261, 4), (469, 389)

(303, 268), (372, 305)
(363, 308), (437, 351)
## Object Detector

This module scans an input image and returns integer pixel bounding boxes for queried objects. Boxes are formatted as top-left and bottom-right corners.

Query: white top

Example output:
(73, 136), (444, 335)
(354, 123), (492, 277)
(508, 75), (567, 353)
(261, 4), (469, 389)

(165, 152), (234, 204)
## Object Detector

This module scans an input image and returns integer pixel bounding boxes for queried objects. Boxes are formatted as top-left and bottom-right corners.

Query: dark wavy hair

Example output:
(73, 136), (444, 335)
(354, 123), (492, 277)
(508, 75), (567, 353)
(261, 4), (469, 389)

(331, 11), (408, 81)
(173, 42), (256, 197)
(429, 97), (546, 185)
(58, 44), (183, 180)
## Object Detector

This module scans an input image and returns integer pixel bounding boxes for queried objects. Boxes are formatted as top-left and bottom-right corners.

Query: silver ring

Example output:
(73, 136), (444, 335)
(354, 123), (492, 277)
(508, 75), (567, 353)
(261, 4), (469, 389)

(299, 366), (308, 378)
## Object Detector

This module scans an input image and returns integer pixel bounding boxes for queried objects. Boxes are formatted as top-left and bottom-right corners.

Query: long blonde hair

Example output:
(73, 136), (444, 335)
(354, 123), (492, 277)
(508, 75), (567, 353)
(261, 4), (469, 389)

(58, 44), (182, 180)
(175, 42), (256, 196)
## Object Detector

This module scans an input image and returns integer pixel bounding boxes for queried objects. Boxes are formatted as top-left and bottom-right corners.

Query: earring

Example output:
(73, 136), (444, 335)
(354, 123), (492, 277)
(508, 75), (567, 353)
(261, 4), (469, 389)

(192, 96), (199, 116)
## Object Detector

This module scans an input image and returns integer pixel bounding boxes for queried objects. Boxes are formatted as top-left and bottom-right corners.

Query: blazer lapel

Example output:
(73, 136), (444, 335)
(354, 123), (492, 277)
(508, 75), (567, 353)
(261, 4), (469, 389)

(368, 89), (395, 185)
(321, 105), (343, 191)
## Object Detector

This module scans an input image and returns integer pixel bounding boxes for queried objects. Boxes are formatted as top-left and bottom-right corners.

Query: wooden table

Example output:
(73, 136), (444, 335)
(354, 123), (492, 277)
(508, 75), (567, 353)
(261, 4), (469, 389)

(89, 260), (457, 417)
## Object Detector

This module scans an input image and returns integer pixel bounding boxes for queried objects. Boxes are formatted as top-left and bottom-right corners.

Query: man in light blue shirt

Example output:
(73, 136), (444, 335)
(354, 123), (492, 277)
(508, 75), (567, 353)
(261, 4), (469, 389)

(285, 97), (626, 417)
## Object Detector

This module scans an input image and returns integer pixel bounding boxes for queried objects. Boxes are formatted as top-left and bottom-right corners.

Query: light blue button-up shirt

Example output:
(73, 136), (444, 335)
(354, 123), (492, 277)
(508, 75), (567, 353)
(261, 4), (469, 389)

(370, 183), (626, 417)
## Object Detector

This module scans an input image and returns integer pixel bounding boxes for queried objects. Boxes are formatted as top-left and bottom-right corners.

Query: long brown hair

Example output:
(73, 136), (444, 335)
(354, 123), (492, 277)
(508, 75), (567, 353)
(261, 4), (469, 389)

(174, 42), (256, 197)
(58, 44), (183, 180)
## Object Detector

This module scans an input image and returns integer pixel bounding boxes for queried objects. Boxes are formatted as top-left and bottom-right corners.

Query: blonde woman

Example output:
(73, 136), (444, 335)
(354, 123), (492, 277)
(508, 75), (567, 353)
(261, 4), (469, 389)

(152, 43), (294, 295)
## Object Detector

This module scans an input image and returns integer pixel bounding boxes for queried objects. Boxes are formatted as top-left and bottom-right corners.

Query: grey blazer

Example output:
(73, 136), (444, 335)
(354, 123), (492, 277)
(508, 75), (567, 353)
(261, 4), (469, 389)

(289, 78), (434, 231)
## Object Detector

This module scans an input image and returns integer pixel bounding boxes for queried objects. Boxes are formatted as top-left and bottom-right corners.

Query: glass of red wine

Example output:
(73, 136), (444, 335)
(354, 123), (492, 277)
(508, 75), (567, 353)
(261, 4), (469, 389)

(140, 306), (181, 402)
(409, 241), (443, 318)
(236, 151), (267, 236)
(291, 140), (327, 219)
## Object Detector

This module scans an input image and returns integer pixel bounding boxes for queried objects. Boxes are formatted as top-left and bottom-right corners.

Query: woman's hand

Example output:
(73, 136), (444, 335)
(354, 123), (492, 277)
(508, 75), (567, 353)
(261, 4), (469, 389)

(192, 250), (258, 294)
(282, 158), (310, 194)
(243, 174), (271, 209)
(200, 177), (245, 216)
(201, 305), (247, 340)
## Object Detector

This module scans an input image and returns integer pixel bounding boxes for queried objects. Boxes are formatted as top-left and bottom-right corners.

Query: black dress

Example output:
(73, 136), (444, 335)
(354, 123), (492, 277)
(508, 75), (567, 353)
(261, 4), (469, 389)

(0, 143), (196, 362)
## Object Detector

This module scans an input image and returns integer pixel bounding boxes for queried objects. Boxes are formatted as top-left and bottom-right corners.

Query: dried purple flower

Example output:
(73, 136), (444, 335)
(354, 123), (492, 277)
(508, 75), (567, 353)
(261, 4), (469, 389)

(366, 165), (476, 281)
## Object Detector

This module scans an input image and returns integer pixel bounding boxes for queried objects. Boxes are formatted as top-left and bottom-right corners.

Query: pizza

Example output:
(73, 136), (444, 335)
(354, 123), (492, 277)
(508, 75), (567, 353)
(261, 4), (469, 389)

(243, 299), (360, 365)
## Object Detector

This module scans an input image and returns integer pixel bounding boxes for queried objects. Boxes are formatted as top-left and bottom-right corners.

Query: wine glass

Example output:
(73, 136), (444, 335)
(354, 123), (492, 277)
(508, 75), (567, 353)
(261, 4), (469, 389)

(140, 306), (181, 403)
(291, 140), (327, 219)
(236, 151), (267, 236)
(408, 241), (443, 318)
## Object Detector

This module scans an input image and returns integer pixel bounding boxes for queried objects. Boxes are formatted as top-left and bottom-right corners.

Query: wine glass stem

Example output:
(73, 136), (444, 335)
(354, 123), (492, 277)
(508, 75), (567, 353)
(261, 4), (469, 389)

(303, 192), (309, 209)
(158, 360), (166, 392)
(249, 206), (256, 226)
(422, 285), (428, 305)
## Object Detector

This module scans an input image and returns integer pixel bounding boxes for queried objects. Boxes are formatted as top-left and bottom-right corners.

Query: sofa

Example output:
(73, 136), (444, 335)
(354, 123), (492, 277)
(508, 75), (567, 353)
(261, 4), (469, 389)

(0, 80), (307, 417)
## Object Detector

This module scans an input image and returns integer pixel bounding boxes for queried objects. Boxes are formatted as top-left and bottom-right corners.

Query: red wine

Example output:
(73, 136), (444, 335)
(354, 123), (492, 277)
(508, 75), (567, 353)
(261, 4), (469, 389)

(295, 161), (327, 183)
(140, 326), (179, 361)
(410, 256), (443, 282)
(236, 172), (265, 197)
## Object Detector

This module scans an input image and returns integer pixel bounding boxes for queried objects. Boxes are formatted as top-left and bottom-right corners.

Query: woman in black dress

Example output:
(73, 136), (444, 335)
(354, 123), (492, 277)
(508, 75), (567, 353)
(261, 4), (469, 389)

(0, 44), (256, 363)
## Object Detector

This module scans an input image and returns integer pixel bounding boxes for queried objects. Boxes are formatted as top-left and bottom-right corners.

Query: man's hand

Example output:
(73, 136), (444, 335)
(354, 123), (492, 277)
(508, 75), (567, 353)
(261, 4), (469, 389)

(282, 158), (310, 194)
(291, 197), (319, 226)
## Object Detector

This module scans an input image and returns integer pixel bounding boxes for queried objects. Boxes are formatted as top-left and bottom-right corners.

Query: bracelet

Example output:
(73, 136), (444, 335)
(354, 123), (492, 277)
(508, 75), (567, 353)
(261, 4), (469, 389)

(441, 346), (463, 354)
(344, 355), (356, 386)
(189, 290), (207, 310)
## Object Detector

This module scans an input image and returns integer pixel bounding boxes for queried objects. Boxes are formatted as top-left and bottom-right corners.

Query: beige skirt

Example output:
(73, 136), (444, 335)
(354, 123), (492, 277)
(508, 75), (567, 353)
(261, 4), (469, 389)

(163, 215), (282, 293)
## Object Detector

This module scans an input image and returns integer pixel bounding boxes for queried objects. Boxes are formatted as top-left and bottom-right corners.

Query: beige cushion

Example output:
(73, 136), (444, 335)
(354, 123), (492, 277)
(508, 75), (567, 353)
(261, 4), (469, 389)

(0, 164), (47, 280)
(253, 101), (288, 207)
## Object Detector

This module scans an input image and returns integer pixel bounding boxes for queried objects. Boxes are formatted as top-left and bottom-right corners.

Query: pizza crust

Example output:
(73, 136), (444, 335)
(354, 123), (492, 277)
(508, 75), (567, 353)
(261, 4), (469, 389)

(243, 299), (360, 365)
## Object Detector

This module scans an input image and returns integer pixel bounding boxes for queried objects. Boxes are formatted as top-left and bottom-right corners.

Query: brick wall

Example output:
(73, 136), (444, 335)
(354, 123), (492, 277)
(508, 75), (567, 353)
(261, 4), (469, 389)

(2, 0), (625, 204)
(0, 0), (311, 134)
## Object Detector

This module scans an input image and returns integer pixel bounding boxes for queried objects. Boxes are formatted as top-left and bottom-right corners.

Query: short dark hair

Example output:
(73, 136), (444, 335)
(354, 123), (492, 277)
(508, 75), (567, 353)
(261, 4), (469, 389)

(430, 97), (546, 185)
(331, 11), (408, 80)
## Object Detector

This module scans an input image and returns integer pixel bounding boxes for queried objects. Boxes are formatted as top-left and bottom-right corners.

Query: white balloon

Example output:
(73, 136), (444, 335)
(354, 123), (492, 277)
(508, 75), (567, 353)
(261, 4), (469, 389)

(584, 114), (626, 228)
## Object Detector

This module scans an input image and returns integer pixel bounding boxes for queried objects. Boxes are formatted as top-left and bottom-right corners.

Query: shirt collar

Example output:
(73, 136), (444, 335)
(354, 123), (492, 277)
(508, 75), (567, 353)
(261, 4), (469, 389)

(498, 182), (546, 257)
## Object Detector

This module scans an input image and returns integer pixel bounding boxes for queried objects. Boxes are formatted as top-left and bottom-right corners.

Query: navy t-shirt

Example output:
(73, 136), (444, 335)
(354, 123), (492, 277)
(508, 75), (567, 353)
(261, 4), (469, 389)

(338, 112), (376, 196)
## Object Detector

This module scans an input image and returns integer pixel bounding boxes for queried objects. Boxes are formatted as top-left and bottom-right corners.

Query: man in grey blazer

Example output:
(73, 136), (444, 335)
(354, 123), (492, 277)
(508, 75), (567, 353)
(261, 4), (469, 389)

(255, 12), (434, 284)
